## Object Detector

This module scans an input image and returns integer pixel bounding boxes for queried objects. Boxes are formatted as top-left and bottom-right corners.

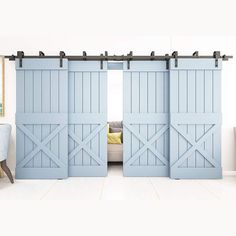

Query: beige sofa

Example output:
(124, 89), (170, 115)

(108, 121), (123, 162)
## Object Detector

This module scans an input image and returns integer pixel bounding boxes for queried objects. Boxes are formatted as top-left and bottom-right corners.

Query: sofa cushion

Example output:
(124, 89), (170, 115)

(107, 132), (122, 144)
(110, 127), (123, 143)
(108, 121), (123, 129)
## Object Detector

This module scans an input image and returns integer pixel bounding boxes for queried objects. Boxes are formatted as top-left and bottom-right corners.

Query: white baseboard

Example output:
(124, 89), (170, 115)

(223, 171), (236, 176)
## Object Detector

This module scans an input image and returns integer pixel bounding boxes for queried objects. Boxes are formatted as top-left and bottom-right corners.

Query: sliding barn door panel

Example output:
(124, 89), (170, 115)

(68, 61), (107, 176)
(15, 59), (68, 179)
(123, 61), (169, 176)
(169, 59), (222, 179)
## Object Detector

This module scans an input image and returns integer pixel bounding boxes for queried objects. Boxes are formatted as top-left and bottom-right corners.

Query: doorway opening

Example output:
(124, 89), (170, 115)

(107, 67), (123, 172)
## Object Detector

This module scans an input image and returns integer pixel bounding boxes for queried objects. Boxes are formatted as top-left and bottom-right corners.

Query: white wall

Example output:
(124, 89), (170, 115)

(108, 70), (123, 122)
(0, 0), (236, 171)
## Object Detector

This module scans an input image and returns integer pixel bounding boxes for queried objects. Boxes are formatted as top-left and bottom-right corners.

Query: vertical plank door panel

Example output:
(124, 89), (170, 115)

(169, 59), (222, 179)
(68, 61), (107, 176)
(123, 61), (169, 176)
(15, 59), (68, 179)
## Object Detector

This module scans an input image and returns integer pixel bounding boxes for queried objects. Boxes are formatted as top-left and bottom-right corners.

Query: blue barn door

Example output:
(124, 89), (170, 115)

(15, 59), (68, 179)
(68, 61), (107, 176)
(169, 59), (222, 179)
(123, 61), (169, 176)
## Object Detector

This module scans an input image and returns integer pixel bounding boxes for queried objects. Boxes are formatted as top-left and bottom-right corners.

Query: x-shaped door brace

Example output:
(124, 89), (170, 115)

(17, 124), (66, 168)
(68, 124), (106, 166)
(171, 123), (220, 168)
(124, 123), (169, 166)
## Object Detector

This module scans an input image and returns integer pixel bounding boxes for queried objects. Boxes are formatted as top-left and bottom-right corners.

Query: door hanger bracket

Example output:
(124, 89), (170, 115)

(213, 51), (221, 68)
(100, 53), (104, 69)
(150, 51), (155, 60)
(172, 51), (178, 67)
(83, 51), (87, 60)
(127, 51), (133, 70)
(17, 51), (24, 68)
(165, 54), (169, 69)
(100, 51), (108, 70)
(193, 51), (199, 57)
(59, 51), (65, 67)
(39, 51), (45, 57)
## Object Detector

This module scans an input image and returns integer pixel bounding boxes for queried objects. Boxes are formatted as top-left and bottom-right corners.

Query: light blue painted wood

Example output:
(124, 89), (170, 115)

(108, 62), (123, 70)
(124, 114), (169, 124)
(123, 72), (132, 170)
(82, 72), (91, 166)
(196, 71), (207, 168)
(58, 70), (68, 171)
(178, 71), (188, 168)
(50, 70), (59, 168)
(187, 71), (196, 168)
(33, 71), (42, 168)
(41, 70), (51, 168)
(69, 61), (108, 72)
(169, 71), (178, 168)
(15, 59), (69, 179)
(24, 71), (34, 168)
(75, 72), (83, 166)
(123, 61), (168, 72)
(16, 113), (68, 124)
(147, 72), (156, 166)
(68, 72), (75, 167)
(15, 57), (223, 179)
(69, 114), (106, 124)
(124, 123), (168, 166)
(213, 70), (222, 168)
(131, 72), (140, 166)
(139, 72), (148, 166)
(17, 124), (67, 168)
(123, 61), (169, 176)
(169, 59), (222, 179)
(169, 59), (222, 70)
(16, 71), (25, 168)
(68, 61), (107, 177)
(91, 72), (99, 166)
(170, 168), (222, 179)
(170, 113), (221, 124)
(204, 72), (212, 170)
(15, 168), (70, 179)
(16, 59), (68, 70)
(99, 72), (107, 168)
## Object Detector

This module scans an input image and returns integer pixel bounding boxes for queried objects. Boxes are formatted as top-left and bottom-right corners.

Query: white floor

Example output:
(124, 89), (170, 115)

(1, 164), (236, 201)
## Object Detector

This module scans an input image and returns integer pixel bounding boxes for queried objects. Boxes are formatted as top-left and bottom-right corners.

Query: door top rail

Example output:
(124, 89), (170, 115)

(4, 51), (233, 61)
(6, 51), (232, 69)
